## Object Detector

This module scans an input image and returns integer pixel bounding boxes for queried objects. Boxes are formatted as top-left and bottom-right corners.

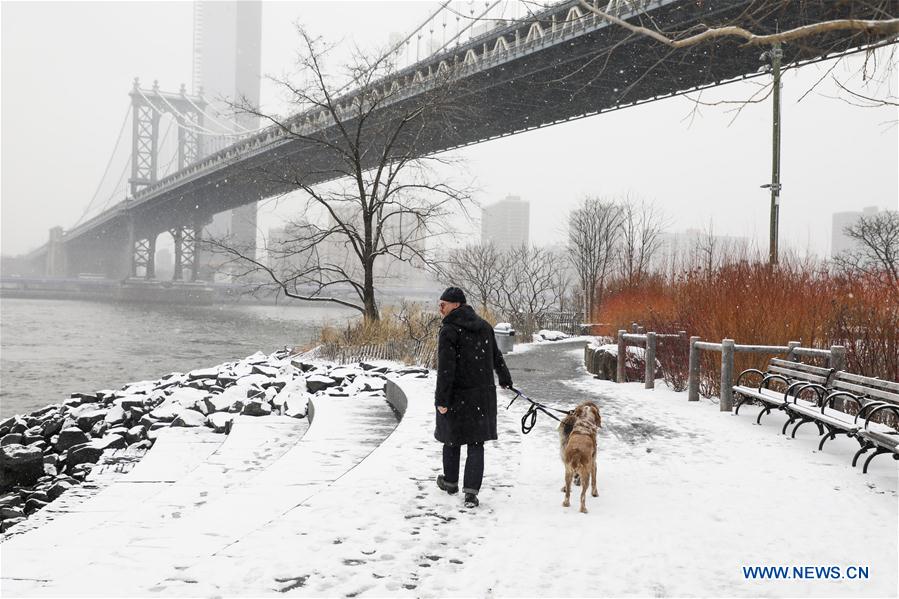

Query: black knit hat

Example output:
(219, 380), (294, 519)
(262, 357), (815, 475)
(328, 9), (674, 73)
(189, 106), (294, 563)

(440, 286), (467, 304)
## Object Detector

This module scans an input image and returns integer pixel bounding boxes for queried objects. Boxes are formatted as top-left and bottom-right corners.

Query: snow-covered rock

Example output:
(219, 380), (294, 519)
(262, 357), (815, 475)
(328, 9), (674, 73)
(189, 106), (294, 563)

(53, 428), (90, 452)
(206, 412), (234, 434)
(104, 405), (126, 426)
(171, 409), (207, 428)
(534, 329), (570, 342)
(283, 394), (310, 419)
(241, 400), (272, 417)
(306, 374), (337, 394)
(0, 444), (44, 487)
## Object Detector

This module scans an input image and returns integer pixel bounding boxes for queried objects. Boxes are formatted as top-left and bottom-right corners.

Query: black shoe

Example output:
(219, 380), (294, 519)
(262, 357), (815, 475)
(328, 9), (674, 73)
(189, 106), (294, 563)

(464, 493), (479, 508)
(437, 475), (458, 495)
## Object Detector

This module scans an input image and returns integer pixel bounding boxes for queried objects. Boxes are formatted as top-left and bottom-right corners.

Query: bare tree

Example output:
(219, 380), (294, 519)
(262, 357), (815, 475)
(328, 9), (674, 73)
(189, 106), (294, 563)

(579, 2), (899, 50)
(617, 198), (667, 287)
(834, 210), (899, 295)
(566, 197), (623, 322)
(444, 242), (503, 313)
(573, 1), (898, 122)
(203, 27), (475, 321)
(495, 245), (569, 334)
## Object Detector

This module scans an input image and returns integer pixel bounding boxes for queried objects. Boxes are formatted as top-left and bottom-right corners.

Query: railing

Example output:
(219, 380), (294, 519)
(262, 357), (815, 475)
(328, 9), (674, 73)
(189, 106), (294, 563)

(588, 328), (849, 412)
(314, 338), (438, 369)
(617, 330), (687, 389)
(687, 338), (846, 411)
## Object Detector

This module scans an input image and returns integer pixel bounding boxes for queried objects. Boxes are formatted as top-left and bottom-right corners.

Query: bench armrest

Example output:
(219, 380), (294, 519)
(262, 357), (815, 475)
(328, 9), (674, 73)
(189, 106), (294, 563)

(787, 382), (826, 405)
(735, 368), (766, 388)
(853, 399), (886, 424)
(821, 391), (863, 414)
(863, 403), (899, 431)
(760, 374), (790, 392)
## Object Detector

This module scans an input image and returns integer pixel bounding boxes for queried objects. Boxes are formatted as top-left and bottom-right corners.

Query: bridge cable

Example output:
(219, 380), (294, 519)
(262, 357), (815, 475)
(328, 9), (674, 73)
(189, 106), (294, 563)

(135, 85), (245, 138)
(70, 105), (131, 229)
(427, 0), (503, 59)
(186, 94), (256, 135)
(90, 116), (176, 222)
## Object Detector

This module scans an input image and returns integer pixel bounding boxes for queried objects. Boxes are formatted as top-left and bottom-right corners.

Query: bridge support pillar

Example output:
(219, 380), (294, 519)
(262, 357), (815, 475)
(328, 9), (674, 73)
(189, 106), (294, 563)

(46, 226), (67, 277)
(170, 224), (202, 282)
(132, 235), (156, 279)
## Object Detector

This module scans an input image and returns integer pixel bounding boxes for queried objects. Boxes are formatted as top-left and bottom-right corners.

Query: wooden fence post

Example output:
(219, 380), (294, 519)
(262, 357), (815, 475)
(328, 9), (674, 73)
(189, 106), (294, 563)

(617, 330), (627, 383)
(645, 332), (656, 389)
(720, 338), (735, 411)
(688, 336), (701, 401)
(829, 345), (846, 372)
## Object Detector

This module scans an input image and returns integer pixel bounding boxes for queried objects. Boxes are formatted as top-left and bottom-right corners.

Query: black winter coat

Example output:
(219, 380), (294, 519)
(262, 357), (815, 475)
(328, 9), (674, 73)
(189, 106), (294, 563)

(434, 304), (513, 446)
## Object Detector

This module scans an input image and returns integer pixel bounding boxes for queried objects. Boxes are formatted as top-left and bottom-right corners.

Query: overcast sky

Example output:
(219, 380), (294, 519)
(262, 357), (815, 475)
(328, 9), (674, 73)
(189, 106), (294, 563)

(1, 1), (897, 259)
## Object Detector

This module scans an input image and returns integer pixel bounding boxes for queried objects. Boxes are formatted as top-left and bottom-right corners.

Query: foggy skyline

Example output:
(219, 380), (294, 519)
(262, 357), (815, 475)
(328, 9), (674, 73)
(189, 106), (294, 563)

(1, 1), (897, 260)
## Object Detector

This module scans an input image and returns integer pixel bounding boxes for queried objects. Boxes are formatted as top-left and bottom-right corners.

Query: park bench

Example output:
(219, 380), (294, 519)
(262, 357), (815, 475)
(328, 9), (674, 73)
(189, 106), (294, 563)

(780, 371), (890, 448)
(736, 362), (899, 473)
(832, 373), (899, 473)
(733, 358), (834, 426)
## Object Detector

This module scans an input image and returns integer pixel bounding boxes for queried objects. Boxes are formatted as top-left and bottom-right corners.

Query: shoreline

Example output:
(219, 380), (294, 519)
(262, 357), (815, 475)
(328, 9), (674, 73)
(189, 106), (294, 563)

(0, 347), (417, 537)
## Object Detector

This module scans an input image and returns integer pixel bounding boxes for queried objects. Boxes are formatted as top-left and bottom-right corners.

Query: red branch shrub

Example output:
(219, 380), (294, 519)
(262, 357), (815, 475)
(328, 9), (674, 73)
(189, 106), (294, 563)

(596, 261), (898, 396)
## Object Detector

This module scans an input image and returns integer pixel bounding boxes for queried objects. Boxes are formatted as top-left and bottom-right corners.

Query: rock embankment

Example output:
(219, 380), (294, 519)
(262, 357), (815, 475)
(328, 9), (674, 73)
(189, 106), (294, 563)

(0, 348), (424, 535)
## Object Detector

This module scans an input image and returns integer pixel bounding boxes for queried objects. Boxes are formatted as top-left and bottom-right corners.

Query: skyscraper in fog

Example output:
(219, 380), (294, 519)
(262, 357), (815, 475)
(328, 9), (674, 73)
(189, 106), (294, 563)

(193, 1), (262, 279)
(481, 195), (530, 249)
(831, 206), (890, 257)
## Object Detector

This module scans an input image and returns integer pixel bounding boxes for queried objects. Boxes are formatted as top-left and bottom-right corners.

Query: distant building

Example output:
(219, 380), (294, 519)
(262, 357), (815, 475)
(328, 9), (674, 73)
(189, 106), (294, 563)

(193, 1), (262, 280)
(313, 205), (430, 288)
(481, 195), (529, 249)
(653, 228), (751, 274)
(831, 206), (891, 258)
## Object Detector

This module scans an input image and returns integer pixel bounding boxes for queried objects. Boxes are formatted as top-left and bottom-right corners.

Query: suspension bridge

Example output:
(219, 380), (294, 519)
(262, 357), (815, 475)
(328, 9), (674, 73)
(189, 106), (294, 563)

(13, 0), (897, 292)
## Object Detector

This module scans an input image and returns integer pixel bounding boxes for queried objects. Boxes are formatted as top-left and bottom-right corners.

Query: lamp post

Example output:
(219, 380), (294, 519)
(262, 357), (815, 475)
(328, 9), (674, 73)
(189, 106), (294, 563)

(760, 41), (783, 266)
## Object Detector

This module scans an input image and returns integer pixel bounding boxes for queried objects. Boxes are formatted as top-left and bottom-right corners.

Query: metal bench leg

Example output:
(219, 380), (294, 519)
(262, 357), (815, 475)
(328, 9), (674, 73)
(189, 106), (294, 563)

(781, 415), (797, 435)
(852, 443), (873, 467)
(862, 447), (890, 474)
(756, 406), (772, 425)
(790, 418), (815, 439)
(817, 429), (838, 451)
(734, 397), (745, 416)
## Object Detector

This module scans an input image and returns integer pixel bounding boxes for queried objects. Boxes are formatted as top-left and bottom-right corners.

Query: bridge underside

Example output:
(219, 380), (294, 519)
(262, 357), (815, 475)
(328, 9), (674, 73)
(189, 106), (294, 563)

(37, 0), (896, 279)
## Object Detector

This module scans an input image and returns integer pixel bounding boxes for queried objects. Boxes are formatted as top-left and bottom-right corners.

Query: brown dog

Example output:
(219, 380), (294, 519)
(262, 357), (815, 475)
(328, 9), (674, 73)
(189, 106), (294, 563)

(558, 401), (601, 513)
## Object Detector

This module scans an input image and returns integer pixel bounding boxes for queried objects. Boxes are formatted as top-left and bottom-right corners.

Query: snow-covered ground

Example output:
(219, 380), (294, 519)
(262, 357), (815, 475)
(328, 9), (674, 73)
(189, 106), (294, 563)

(1, 341), (895, 597)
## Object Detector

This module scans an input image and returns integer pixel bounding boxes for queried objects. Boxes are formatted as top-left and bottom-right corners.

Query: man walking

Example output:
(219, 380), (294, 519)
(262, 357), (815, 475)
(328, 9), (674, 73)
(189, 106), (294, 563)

(434, 286), (513, 508)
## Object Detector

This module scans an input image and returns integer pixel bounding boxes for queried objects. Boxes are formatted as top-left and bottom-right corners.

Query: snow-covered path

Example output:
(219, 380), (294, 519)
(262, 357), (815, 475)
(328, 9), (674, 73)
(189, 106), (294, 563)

(2, 341), (896, 597)
(465, 341), (898, 597)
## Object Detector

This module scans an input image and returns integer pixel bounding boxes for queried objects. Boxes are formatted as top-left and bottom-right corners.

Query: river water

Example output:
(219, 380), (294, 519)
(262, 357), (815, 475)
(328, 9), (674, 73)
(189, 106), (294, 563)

(0, 298), (357, 419)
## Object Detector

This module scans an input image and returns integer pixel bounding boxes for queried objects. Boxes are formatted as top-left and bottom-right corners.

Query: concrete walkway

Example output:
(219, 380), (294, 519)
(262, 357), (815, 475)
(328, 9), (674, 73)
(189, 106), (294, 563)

(1, 394), (396, 596)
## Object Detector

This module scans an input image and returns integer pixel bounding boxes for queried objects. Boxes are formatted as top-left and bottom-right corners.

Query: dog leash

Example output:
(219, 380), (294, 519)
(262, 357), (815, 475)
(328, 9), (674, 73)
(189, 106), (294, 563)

(505, 387), (572, 435)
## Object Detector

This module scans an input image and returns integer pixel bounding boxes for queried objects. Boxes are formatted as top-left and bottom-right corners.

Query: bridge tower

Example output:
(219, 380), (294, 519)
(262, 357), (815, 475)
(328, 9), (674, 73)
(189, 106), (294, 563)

(128, 79), (206, 196)
(126, 80), (208, 281)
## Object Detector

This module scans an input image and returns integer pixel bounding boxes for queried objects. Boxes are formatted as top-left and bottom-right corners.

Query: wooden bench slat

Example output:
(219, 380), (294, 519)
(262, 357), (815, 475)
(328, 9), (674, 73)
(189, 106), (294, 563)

(832, 379), (899, 404)
(733, 386), (786, 406)
(767, 365), (830, 383)
(833, 371), (899, 393)
(857, 429), (899, 450)
(770, 359), (833, 376)
(787, 401), (860, 431)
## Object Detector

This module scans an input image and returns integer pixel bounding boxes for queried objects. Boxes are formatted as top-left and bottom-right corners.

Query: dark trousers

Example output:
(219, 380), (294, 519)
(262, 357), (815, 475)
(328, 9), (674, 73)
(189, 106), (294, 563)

(442, 442), (484, 495)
